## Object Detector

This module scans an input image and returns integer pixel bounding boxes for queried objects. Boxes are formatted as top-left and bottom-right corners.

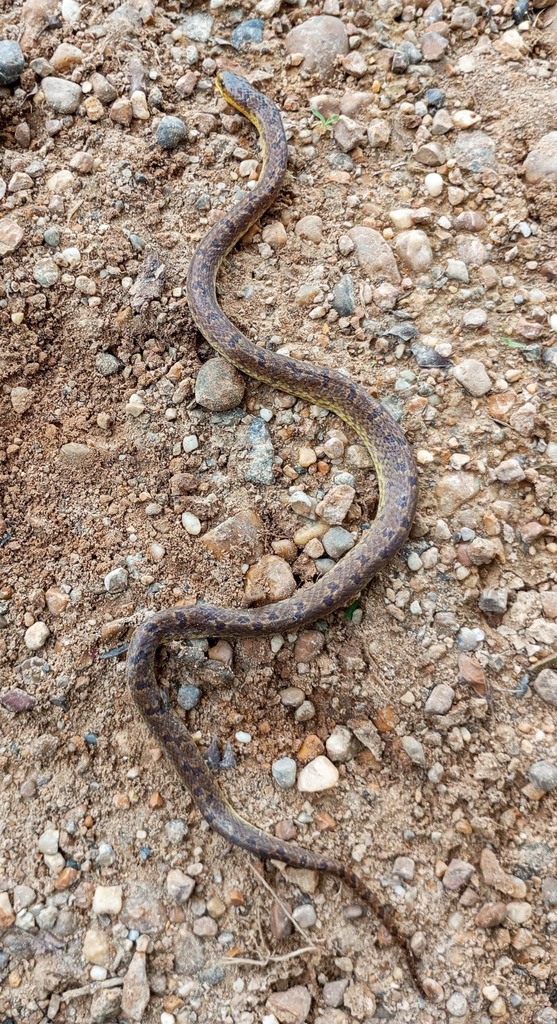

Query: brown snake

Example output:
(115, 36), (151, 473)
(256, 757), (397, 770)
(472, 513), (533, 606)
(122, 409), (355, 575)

(126, 72), (421, 987)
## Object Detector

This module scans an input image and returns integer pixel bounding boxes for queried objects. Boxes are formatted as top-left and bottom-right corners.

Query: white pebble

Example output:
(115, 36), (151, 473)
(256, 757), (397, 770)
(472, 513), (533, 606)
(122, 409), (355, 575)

(235, 731), (251, 744)
(181, 512), (201, 536)
(182, 434), (199, 453)
(92, 884), (122, 916)
(297, 756), (339, 793)
(90, 965), (107, 981)
(38, 828), (59, 855)
(424, 172), (443, 197)
(24, 621), (50, 651)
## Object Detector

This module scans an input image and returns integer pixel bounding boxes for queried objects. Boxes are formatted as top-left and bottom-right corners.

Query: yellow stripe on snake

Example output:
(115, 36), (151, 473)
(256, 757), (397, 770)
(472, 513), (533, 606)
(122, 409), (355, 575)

(126, 72), (421, 988)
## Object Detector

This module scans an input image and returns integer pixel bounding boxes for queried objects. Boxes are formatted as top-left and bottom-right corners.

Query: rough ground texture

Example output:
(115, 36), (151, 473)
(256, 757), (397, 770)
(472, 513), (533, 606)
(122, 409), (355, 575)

(1, 0), (557, 1022)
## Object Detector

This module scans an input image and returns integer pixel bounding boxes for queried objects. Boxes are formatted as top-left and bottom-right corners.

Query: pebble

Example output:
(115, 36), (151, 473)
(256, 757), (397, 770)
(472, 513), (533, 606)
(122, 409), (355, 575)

(401, 735), (426, 766)
(245, 555), (296, 604)
(272, 757), (297, 789)
(333, 115), (365, 153)
(0, 40), (25, 85)
(92, 885), (122, 916)
(475, 902), (507, 928)
(297, 756), (339, 793)
(41, 77), (82, 114)
(280, 687), (305, 708)
(231, 18), (264, 49)
(452, 359), (491, 396)
(326, 725), (360, 763)
(527, 761), (557, 793)
(315, 484), (355, 525)
(435, 472), (481, 515)
(38, 828), (59, 855)
(495, 458), (525, 483)
(348, 227), (400, 284)
(285, 16), (348, 81)
(177, 685), (201, 711)
(24, 621), (50, 651)
(332, 275), (355, 316)
(323, 978), (350, 1007)
(533, 669), (557, 707)
(424, 171), (443, 196)
(457, 626), (484, 652)
(33, 257), (60, 288)
(322, 527), (354, 559)
(425, 684), (454, 716)
(479, 588), (509, 614)
(0, 217), (24, 256)
(96, 352), (123, 377)
(83, 928), (112, 966)
(181, 512), (201, 536)
(121, 935), (150, 1020)
(10, 386), (33, 414)
(446, 992), (468, 1017)
(201, 510), (262, 560)
(295, 215), (323, 244)
(166, 869), (196, 903)
(443, 858), (475, 891)
(182, 11), (213, 42)
(104, 567), (128, 594)
(244, 417), (274, 485)
(267, 985), (312, 1023)
(294, 631), (324, 663)
(394, 229), (433, 274)
(156, 116), (187, 150)
(393, 856), (415, 882)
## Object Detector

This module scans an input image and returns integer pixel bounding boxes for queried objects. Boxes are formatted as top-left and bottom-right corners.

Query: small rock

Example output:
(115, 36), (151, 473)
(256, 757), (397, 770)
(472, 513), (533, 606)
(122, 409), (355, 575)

(401, 735), (426, 766)
(293, 631), (324, 663)
(285, 16), (348, 81)
(332, 275), (355, 316)
(315, 484), (355, 525)
(41, 76), (82, 114)
(333, 115), (365, 153)
(83, 928), (112, 966)
(10, 386), (33, 414)
(183, 11), (213, 42)
(479, 588), (509, 614)
(295, 215), (323, 243)
(182, 512), (201, 536)
(348, 227), (400, 283)
(0, 40), (25, 85)
(156, 115), (187, 150)
(244, 555), (296, 604)
(297, 756), (339, 793)
(0, 217), (24, 257)
(446, 992), (468, 1017)
(267, 984), (312, 1024)
(270, 901), (293, 940)
(323, 978), (350, 1007)
(533, 669), (557, 707)
(475, 902), (507, 928)
(201, 511), (262, 561)
(322, 527), (354, 559)
(344, 983), (377, 1020)
(452, 359), (491, 396)
(93, 885), (122, 916)
(435, 472), (480, 515)
(394, 228), (433, 274)
(195, 357), (245, 412)
(231, 18), (264, 49)
(33, 257), (60, 287)
(177, 685), (201, 711)
(393, 856), (415, 882)
(272, 757), (297, 789)
(24, 622), (50, 651)
(494, 458), (525, 483)
(527, 761), (557, 793)
(166, 869), (196, 903)
(0, 689), (37, 712)
(121, 936), (150, 1020)
(425, 684), (454, 716)
(415, 141), (446, 166)
(443, 858), (475, 891)
(104, 567), (128, 594)
(325, 725), (360, 763)
(38, 828), (59, 855)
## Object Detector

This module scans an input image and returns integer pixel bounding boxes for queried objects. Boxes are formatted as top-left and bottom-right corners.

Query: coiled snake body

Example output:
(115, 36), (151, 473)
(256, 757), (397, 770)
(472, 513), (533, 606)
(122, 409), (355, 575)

(127, 73), (420, 984)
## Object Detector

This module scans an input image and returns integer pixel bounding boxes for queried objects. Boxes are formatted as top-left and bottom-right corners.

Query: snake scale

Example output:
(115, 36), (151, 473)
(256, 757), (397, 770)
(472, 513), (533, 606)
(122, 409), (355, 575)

(126, 72), (420, 986)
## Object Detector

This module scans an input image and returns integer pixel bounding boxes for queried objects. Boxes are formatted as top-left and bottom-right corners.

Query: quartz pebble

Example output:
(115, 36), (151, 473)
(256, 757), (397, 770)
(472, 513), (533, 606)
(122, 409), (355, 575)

(285, 16), (348, 81)
(297, 756), (339, 793)
(24, 622), (50, 651)
(267, 985), (312, 1023)
(41, 77), (82, 114)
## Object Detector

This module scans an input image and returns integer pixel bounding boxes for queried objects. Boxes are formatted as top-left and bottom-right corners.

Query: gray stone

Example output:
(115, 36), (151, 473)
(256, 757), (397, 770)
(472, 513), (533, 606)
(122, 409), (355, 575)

(104, 567), (128, 594)
(322, 527), (354, 559)
(348, 226), (400, 284)
(533, 669), (557, 707)
(177, 685), (201, 711)
(527, 760), (557, 793)
(393, 856), (415, 882)
(96, 352), (123, 377)
(243, 417), (274, 485)
(424, 683), (455, 716)
(452, 358), (491, 396)
(41, 77), (82, 114)
(402, 735), (426, 766)
(0, 40), (25, 85)
(272, 756), (297, 789)
(195, 357), (245, 412)
(479, 588), (509, 614)
(156, 116), (187, 150)
(182, 12), (213, 42)
(325, 725), (360, 763)
(457, 626), (485, 651)
(443, 859), (475, 891)
(285, 16), (348, 82)
(231, 19), (264, 49)
(332, 274), (355, 316)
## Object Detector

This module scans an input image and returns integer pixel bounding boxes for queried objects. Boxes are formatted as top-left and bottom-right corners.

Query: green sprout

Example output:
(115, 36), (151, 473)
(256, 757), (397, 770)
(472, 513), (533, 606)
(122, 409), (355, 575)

(500, 337), (526, 349)
(344, 599), (361, 622)
(311, 108), (339, 132)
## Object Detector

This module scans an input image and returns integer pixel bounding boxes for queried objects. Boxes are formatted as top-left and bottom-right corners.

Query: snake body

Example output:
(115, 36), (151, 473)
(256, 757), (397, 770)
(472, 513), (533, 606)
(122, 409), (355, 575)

(126, 73), (420, 983)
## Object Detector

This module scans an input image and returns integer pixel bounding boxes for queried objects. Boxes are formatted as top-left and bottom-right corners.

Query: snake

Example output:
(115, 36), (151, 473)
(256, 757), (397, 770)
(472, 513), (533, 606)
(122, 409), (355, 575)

(126, 72), (420, 986)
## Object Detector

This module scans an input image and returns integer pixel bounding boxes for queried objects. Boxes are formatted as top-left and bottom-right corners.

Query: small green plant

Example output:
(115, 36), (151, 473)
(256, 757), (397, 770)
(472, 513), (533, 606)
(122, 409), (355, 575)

(344, 599), (361, 622)
(501, 337), (526, 349)
(311, 108), (339, 132)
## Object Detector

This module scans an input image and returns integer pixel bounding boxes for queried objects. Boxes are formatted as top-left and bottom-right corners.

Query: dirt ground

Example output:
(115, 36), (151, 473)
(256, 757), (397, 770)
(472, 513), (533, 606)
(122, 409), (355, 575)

(1, 0), (556, 1022)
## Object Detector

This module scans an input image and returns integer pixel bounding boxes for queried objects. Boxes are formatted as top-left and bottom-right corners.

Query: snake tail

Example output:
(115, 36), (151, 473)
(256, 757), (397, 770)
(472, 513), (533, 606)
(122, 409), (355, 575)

(126, 71), (420, 989)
